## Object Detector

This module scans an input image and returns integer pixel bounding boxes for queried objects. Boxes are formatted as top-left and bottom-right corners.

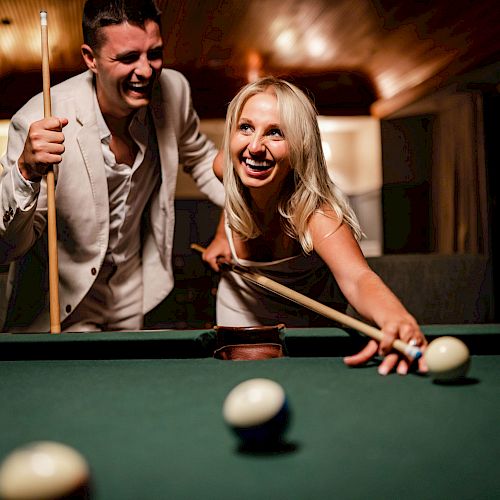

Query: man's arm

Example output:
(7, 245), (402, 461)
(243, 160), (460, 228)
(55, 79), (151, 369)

(0, 113), (66, 263)
(171, 72), (225, 207)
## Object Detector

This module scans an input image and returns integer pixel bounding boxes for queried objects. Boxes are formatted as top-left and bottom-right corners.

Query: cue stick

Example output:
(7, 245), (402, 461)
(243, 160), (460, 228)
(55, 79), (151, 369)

(191, 243), (422, 360)
(40, 11), (61, 334)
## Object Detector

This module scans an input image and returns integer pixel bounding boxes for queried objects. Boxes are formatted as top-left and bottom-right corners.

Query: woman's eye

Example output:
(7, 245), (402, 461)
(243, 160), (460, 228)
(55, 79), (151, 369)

(238, 123), (252, 133)
(268, 128), (284, 139)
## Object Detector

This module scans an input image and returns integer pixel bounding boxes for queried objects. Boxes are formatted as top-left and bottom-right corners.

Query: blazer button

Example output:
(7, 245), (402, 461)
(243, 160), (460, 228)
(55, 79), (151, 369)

(66, 305), (72, 313)
(91, 267), (97, 275)
(3, 209), (12, 223)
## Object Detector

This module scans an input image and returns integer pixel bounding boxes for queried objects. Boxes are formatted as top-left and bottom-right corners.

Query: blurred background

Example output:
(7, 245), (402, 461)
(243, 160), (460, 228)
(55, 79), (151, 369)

(0, 0), (498, 328)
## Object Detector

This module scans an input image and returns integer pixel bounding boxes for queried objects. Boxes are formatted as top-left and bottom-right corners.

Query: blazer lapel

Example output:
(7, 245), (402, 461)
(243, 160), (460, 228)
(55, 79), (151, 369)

(150, 81), (178, 262)
(74, 73), (110, 249)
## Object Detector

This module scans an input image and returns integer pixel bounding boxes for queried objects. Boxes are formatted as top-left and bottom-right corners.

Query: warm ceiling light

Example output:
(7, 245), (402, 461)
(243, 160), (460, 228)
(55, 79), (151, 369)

(246, 50), (262, 82)
(275, 30), (296, 53)
(0, 31), (15, 53)
(308, 37), (327, 58)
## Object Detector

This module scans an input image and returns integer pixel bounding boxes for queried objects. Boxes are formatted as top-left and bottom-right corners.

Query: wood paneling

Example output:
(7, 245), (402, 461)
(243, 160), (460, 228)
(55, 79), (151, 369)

(0, 0), (498, 118)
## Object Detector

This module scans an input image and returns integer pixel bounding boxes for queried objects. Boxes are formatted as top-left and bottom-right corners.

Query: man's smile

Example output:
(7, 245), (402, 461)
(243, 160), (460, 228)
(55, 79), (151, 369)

(124, 80), (152, 95)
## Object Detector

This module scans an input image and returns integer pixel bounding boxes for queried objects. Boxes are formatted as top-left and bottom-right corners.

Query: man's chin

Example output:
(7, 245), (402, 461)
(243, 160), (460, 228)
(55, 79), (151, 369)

(125, 95), (152, 109)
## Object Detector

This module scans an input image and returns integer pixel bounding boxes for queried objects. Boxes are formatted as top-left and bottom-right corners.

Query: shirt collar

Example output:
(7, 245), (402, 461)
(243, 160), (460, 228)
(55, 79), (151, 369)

(93, 89), (110, 142)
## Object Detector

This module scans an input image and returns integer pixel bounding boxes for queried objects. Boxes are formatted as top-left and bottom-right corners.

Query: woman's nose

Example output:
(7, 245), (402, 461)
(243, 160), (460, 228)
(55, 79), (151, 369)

(247, 134), (265, 154)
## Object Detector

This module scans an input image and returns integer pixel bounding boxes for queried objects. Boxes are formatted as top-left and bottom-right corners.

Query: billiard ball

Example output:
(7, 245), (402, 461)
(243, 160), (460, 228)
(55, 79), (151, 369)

(223, 378), (290, 446)
(0, 441), (91, 499)
(424, 336), (470, 382)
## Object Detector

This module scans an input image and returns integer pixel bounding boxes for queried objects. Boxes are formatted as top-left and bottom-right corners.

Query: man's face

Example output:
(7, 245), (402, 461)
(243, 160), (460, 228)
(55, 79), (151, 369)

(82, 19), (163, 118)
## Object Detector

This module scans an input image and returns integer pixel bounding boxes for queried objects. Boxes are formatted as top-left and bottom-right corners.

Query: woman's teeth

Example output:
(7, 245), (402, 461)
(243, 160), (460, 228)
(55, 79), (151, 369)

(245, 158), (273, 171)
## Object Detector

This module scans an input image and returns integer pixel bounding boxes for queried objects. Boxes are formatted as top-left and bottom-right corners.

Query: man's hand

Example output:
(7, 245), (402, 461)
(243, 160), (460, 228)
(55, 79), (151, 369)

(18, 117), (68, 181)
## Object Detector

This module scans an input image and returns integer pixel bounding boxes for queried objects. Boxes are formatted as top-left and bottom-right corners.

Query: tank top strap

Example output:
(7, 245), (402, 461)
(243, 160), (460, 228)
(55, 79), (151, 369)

(224, 215), (299, 268)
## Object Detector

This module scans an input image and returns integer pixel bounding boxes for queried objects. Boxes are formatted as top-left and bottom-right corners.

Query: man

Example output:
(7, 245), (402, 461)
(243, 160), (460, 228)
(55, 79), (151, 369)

(0, 0), (228, 332)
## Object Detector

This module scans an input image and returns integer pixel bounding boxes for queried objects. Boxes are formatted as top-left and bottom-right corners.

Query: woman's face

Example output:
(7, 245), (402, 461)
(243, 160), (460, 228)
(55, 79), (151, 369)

(230, 91), (291, 198)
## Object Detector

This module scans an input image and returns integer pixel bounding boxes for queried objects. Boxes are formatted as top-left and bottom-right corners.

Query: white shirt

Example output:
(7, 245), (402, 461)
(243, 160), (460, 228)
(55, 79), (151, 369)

(59, 92), (162, 330)
(93, 91), (160, 265)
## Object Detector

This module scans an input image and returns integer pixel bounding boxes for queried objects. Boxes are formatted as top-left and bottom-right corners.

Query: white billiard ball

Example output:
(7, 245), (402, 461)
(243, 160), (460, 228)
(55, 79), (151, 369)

(424, 336), (470, 382)
(0, 441), (90, 499)
(223, 378), (290, 446)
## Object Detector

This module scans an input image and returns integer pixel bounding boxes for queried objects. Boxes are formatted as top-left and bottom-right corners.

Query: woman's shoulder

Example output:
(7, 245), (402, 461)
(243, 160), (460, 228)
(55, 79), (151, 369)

(309, 205), (342, 233)
(213, 151), (224, 181)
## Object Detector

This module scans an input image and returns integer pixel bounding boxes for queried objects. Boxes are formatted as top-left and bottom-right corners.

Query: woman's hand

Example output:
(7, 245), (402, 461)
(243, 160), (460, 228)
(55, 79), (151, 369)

(202, 236), (232, 271)
(201, 212), (232, 271)
(344, 317), (428, 375)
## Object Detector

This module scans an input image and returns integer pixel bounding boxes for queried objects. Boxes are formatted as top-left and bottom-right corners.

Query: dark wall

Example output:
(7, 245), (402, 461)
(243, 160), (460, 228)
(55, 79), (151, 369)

(483, 93), (499, 321)
(380, 115), (434, 253)
(144, 199), (221, 330)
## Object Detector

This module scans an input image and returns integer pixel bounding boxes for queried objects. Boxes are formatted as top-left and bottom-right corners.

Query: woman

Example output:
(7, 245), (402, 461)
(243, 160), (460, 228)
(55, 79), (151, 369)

(206, 77), (426, 375)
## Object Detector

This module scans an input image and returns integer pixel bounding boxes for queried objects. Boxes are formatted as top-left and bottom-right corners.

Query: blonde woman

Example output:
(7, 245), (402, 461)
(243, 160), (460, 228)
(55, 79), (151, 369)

(204, 77), (427, 375)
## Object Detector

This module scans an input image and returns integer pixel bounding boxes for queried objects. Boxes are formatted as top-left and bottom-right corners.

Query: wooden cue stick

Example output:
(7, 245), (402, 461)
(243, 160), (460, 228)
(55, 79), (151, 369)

(40, 11), (61, 334)
(190, 243), (421, 359)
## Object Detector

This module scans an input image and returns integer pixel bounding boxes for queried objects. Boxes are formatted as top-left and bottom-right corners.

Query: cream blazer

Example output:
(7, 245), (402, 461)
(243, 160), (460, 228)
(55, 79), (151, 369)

(0, 70), (224, 331)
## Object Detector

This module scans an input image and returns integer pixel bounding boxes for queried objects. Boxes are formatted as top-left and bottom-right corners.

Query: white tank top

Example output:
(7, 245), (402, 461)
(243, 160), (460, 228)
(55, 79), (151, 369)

(216, 221), (347, 327)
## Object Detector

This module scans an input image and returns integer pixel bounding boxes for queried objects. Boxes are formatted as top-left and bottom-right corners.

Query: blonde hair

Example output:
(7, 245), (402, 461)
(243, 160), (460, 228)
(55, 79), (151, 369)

(222, 76), (362, 253)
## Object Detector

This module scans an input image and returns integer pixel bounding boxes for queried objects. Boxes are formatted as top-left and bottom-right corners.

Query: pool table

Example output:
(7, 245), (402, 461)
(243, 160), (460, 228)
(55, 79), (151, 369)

(0, 324), (499, 500)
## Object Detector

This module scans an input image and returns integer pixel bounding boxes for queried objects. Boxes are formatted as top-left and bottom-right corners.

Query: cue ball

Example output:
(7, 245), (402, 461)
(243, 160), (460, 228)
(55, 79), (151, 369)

(223, 378), (290, 445)
(424, 336), (470, 382)
(0, 441), (90, 500)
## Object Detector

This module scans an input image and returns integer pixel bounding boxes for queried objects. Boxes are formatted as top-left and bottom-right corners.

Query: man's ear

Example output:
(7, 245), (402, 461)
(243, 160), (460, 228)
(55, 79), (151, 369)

(81, 44), (98, 73)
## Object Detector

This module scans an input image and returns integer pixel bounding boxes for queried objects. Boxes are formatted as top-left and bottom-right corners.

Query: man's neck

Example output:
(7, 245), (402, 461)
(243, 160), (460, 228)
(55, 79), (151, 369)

(103, 112), (133, 138)
(94, 84), (134, 138)
(103, 112), (139, 166)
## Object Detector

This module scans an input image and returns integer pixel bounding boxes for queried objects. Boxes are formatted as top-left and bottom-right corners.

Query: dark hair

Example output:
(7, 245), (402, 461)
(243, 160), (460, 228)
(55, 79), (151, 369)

(82, 0), (162, 51)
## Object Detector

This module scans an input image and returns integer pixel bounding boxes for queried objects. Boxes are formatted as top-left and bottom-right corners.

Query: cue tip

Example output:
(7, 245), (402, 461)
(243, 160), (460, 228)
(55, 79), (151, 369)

(407, 346), (423, 360)
(40, 11), (47, 25)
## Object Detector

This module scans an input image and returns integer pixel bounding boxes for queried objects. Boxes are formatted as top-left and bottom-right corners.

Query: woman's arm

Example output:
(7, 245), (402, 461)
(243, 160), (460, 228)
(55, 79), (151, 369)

(201, 211), (232, 271)
(213, 151), (224, 181)
(309, 209), (427, 375)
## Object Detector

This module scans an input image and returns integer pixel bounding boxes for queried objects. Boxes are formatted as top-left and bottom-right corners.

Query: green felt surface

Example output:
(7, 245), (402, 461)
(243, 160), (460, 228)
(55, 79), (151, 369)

(0, 326), (499, 499)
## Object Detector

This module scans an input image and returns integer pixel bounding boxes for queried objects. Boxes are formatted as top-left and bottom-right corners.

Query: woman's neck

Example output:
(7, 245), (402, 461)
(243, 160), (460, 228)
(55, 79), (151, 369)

(249, 185), (278, 212)
(250, 195), (278, 227)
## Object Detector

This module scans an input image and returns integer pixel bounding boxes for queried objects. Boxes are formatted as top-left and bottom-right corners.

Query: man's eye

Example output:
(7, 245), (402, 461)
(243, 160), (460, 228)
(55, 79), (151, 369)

(117, 54), (139, 64)
(148, 49), (163, 60)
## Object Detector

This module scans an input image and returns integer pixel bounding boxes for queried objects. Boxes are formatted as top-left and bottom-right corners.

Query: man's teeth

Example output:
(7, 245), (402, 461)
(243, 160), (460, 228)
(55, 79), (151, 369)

(128, 82), (149, 89)
(245, 158), (273, 171)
